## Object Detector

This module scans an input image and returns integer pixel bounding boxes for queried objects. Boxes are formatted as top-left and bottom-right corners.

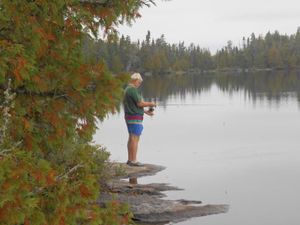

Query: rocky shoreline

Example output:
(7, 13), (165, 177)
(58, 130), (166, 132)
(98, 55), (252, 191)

(98, 163), (229, 224)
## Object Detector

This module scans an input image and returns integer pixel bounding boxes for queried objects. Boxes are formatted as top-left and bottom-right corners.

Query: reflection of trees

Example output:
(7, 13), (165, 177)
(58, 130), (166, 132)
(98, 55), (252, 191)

(141, 72), (300, 105)
(141, 75), (213, 104)
(216, 71), (300, 105)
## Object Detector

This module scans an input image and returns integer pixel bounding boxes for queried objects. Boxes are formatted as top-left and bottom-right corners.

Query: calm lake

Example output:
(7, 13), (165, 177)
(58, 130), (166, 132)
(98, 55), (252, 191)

(94, 71), (300, 225)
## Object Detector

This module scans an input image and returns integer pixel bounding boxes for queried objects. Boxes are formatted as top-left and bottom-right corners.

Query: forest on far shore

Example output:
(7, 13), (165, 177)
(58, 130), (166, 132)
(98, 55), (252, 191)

(83, 28), (300, 75)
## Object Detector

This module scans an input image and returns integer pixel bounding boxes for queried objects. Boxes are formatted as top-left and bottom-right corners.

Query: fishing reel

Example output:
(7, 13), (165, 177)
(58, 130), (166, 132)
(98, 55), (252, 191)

(148, 107), (155, 112)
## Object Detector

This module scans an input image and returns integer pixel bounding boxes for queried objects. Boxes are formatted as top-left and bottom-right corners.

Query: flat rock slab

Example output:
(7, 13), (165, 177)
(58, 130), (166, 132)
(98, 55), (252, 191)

(108, 162), (166, 178)
(99, 163), (229, 224)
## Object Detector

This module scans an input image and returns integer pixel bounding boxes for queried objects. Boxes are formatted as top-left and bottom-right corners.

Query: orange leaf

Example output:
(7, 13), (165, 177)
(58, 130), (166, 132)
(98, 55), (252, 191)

(51, 100), (65, 112)
(79, 184), (91, 197)
(13, 57), (26, 81)
(44, 111), (59, 127)
(34, 27), (45, 36)
(23, 118), (30, 130)
(46, 170), (56, 186)
(24, 218), (30, 225)
(46, 33), (56, 41)
(99, 8), (112, 18)
(24, 133), (33, 150)
(2, 181), (11, 191)
(32, 170), (43, 182)
(59, 216), (65, 225)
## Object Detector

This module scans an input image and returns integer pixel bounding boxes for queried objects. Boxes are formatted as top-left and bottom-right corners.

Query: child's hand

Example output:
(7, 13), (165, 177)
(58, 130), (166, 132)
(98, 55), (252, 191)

(145, 110), (154, 116)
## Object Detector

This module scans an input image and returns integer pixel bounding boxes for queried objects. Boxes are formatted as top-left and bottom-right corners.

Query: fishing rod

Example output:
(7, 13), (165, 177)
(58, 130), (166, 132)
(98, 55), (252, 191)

(156, 103), (221, 106)
(148, 100), (223, 108)
(146, 99), (223, 112)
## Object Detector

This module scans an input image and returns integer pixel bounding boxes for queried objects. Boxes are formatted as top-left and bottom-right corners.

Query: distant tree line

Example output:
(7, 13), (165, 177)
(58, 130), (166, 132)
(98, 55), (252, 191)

(83, 31), (214, 74)
(216, 28), (300, 70)
(83, 28), (300, 74)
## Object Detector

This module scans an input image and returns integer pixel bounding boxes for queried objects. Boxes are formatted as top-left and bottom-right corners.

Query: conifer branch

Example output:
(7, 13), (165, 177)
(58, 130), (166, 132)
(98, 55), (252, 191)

(0, 79), (15, 146)
(78, 0), (155, 7)
(0, 149), (11, 156)
(31, 164), (85, 195)
(0, 85), (96, 97)
(56, 164), (85, 181)
(0, 141), (22, 156)
(79, 0), (109, 6)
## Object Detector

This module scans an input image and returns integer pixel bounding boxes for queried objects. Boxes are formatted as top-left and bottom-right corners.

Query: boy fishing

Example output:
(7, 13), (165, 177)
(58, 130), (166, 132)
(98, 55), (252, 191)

(123, 73), (156, 166)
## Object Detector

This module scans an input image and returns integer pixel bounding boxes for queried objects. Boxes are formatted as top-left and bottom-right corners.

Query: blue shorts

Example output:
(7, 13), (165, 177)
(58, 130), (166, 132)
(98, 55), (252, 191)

(126, 123), (143, 136)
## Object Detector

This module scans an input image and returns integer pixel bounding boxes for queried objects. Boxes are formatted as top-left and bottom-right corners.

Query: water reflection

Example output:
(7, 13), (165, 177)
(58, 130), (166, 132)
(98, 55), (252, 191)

(141, 71), (300, 108)
(96, 70), (300, 225)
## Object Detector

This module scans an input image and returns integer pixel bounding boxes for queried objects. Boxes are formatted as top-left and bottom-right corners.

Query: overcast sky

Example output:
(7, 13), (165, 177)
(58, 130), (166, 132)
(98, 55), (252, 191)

(118, 0), (300, 53)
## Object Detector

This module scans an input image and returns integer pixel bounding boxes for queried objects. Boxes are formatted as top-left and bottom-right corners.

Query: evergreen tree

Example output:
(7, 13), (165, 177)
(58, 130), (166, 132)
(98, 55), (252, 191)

(84, 28), (300, 74)
(0, 0), (155, 224)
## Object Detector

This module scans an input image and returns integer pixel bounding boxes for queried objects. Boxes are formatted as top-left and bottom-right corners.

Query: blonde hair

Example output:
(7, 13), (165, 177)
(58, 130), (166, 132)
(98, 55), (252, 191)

(130, 73), (143, 82)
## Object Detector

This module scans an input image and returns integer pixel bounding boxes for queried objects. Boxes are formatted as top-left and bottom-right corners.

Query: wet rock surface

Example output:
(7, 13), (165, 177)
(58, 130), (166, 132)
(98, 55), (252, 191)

(98, 163), (229, 224)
